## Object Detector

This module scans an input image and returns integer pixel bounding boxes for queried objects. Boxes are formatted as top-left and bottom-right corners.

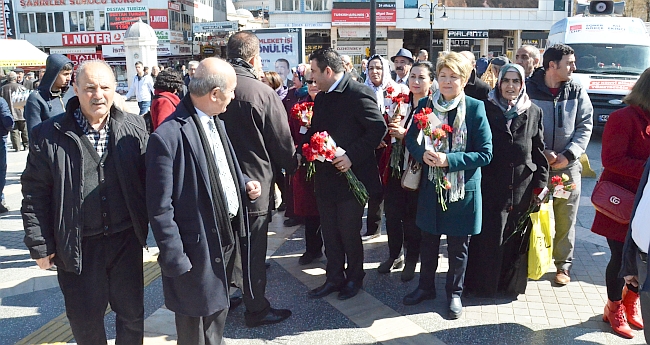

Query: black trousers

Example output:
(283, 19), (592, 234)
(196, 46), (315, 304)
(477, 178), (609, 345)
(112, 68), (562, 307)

(175, 308), (228, 345)
(365, 194), (384, 235)
(318, 197), (366, 285)
(384, 175), (421, 262)
(10, 120), (27, 151)
(606, 239), (638, 301)
(304, 215), (323, 255)
(242, 213), (272, 322)
(417, 232), (470, 300)
(57, 229), (143, 345)
(636, 252), (650, 342)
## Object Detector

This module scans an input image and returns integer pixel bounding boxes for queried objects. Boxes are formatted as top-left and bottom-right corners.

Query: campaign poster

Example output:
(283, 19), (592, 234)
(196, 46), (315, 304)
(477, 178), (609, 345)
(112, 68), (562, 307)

(250, 28), (305, 78)
(442, 0), (538, 8)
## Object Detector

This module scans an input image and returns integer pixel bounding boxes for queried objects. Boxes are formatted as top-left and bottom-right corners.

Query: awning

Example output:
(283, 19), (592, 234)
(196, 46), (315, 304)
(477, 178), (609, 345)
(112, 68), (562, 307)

(0, 39), (48, 67)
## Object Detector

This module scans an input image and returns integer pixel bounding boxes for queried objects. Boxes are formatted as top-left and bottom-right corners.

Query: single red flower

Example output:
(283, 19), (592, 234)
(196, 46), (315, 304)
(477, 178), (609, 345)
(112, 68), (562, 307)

(551, 175), (563, 185)
(441, 124), (453, 133)
(386, 86), (395, 95)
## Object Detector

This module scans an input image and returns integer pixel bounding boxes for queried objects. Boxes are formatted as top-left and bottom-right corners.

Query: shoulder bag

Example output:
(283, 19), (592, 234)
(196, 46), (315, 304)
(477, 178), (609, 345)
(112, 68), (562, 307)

(591, 180), (636, 224)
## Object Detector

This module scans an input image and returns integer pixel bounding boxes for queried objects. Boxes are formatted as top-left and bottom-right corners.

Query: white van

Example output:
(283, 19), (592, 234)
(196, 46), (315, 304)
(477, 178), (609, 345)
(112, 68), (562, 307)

(547, 16), (650, 126)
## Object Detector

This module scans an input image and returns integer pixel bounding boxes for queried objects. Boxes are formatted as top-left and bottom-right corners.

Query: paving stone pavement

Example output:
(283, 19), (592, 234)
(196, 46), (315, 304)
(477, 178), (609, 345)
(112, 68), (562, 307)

(2, 123), (647, 344)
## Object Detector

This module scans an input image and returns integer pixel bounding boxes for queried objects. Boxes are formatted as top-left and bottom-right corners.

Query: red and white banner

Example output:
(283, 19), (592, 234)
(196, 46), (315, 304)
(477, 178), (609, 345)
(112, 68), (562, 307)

(67, 53), (104, 67)
(62, 32), (112, 46)
(331, 9), (396, 26)
(149, 9), (168, 29)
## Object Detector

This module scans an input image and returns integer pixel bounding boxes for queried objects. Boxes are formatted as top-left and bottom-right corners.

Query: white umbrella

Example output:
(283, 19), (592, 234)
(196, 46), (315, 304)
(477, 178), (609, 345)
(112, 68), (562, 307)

(0, 39), (48, 67)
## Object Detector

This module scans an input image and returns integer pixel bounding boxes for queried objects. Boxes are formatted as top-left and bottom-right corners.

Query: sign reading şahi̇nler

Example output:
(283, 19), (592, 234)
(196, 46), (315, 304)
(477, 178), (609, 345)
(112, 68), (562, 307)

(250, 28), (305, 74)
(442, 0), (538, 8)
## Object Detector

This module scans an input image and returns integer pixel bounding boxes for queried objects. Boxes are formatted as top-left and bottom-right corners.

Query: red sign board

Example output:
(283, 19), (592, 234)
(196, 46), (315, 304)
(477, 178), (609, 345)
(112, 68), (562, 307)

(149, 9), (168, 29)
(62, 32), (112, 46)
(331, 9), (396, 26)
(67, 53), (104, 68)
(107, 11), (148, 31)
(168, 1), (180, 11)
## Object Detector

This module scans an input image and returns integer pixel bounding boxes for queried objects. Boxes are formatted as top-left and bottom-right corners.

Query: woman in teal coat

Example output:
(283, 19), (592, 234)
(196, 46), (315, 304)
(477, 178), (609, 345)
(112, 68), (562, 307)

(403, 52), (492, 319)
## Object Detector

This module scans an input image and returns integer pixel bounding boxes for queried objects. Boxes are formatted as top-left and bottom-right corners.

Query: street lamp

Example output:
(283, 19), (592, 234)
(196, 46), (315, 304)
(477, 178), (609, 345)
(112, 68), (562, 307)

(416, 2), (448, 63)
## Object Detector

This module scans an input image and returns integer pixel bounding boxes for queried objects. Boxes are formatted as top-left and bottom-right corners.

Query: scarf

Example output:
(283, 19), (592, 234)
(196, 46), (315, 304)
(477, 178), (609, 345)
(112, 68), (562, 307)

(428, 90), (468, 203)
(364, 55), (392, 113)
(295, 85), (309, 98)
(228, 58), (259, 79)
(487, 63), (531, 120)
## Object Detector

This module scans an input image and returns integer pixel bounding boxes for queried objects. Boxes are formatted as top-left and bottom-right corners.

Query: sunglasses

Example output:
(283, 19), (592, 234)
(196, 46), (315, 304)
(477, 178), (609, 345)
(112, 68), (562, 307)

(304, 79), (316, 85)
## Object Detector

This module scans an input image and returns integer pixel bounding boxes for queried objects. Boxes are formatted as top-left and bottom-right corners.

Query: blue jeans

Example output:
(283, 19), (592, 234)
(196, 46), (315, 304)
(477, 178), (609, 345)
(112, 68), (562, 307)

(137, 101), (151, 116)
(0, 135), (6, 202)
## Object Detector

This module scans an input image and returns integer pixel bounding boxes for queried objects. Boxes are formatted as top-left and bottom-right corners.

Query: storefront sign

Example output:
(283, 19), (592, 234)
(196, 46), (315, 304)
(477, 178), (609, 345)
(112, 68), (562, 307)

(63, 32), (112, 46)
(51, 47), (97, 54)
(68, 53), (104, 66)
(305, 43), (330, 55)
(338, 27), (387, 38)
(149, 9), (168, 29)
(170, 44), (190, 55)
(202, 45), (216, 55)
(110, 30), (126, 44)
(275, 23), (331, 29)
(192, 21), (238, 33)
(331, 2), (396, 26)
(101, 44), (125, 58)
(157, 43), (171, 56)
(447, 30), (489, 39)
(169, 30), (183, 44)
(168, 1), (180, 11)
(20, 0), (143, 7)
(3, 0), (16, 38)
(155, 29), (169, 43)
(336, 45), (387, 55)
(107, 7), (148, 31)
(444, 0), (538, 8)
(250, 28), (305, 73)
(432, 39), (470, 47)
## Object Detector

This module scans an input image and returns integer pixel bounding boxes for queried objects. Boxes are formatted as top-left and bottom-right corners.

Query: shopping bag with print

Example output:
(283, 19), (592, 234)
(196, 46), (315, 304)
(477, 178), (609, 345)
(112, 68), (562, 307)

(527, 203), (553, 280)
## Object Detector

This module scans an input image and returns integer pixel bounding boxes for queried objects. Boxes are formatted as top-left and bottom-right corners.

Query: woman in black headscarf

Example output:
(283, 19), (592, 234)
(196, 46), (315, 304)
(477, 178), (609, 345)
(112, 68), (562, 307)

(464, 63), (548, 298)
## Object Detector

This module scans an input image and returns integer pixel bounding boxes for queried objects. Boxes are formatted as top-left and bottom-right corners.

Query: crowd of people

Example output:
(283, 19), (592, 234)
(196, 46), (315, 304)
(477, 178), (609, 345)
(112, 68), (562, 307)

(6, 29), (650, 344)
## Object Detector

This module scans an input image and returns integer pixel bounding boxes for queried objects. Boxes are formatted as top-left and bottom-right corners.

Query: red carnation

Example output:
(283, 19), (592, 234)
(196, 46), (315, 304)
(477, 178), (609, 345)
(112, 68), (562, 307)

(386, 86), (395, 95)
(441, 124), (453, 133)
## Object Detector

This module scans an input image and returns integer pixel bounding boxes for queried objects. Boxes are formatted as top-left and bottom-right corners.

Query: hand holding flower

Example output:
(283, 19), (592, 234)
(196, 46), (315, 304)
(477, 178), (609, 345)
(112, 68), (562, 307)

(332, 154), (352, 173)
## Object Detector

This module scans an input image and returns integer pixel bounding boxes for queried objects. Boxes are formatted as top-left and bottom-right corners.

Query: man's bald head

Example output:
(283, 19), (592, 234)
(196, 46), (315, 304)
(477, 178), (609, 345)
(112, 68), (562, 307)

(189, 57), (237, 115)
(459, 51), (476, 68)
(73, 60), (117, 123)
(76, 60), (116, 86)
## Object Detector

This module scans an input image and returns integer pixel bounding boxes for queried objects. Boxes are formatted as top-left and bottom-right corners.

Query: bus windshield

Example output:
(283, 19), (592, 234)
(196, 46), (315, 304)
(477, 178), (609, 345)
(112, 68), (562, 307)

(572, 44), (650, 76)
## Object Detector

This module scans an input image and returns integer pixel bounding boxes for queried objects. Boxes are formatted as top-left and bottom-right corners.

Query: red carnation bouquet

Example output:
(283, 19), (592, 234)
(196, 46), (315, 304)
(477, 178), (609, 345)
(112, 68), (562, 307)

(291, 101), (314, 134)
(413, 107), (454, 211)
(302, 131), (369, 205)
(384, 85), (410, 121)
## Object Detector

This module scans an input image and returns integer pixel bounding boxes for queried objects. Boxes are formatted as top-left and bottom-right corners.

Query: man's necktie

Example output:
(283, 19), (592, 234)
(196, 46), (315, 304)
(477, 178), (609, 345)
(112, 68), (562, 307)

(208, 119), (239, 217)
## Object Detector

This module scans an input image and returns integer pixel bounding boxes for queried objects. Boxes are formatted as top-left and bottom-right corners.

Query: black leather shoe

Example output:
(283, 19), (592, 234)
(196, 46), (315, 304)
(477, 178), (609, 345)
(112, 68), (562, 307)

(298, 251), (323, 265)
(245, 308), (292, 327)
(229, 296), (243, 310)
(308, 282), (342, 299)
(448, 296), (463, 319)
(401, 261), (417, 282)
(377, 256), (404, 274)
(403, 288), (436, 306)
(283, 217), (303, 227)
(337, 281), (362, 300)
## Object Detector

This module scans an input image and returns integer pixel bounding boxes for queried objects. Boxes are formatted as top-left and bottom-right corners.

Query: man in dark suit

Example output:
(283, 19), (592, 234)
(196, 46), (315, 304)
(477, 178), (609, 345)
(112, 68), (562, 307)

(147, 57), (262, 344)
(220, 31), (297, 327)
(306, 48), (387, 300)
(621, 158), (650, 342)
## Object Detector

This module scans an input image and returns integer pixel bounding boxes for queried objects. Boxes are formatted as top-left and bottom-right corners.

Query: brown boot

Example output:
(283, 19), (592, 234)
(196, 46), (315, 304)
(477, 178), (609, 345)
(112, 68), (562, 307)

(603, 299), (634, 339)
(622, 286), (644, 329)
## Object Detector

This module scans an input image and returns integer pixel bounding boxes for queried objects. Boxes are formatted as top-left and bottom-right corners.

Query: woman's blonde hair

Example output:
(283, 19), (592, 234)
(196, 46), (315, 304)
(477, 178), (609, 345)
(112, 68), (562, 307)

(436, 52), (472, 83)
(263, 71), (283, 89)
(623, 67), (650, 111)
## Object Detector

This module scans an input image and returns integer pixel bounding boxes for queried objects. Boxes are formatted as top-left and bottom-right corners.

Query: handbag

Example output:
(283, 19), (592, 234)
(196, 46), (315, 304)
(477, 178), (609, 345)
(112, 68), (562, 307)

(528, 203), (553, 280)
(591, 180), (635, 224)
(400, 160), (422, 191)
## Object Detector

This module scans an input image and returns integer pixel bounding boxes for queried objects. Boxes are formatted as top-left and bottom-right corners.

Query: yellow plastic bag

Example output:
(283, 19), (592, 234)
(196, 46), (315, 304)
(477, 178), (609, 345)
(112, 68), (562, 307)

(528, 203), (553, 280)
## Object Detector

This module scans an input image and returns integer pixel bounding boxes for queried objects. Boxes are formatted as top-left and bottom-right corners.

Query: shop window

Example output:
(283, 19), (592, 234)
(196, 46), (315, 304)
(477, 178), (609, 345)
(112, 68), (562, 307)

(36, 13), (47, 33)
(18, 12), (64, 33)
(99, 11), (106, 31)
(275, 0), (298, 11)
(85, 11), (95, 31)
(18, 13), (29, 34)
(54, 12), (64, 32)
(305, 0), (330, 11)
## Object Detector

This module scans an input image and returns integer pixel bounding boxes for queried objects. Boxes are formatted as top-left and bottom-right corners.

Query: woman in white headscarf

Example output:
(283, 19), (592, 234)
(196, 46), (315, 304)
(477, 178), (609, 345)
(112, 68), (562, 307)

(464, 63), (548, 298)
(359, 55), (408, 241)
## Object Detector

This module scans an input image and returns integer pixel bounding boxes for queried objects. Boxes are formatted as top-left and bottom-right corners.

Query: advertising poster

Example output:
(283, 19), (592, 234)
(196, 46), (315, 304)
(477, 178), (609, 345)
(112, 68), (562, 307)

(332, 2), (396, 26)
(250, 28), (305, 78)
(149, 9), (168, 29)
(442, 0), (538, 8)
(106, 6), (148, 31)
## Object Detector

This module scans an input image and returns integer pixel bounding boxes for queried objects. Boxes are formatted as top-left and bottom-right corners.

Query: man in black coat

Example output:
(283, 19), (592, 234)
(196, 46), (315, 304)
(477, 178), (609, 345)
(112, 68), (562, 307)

(460, 51), (491, 101)
(21, 60), (149, 344)
(147, 57), (261, 344)
(219, 31), (298, 327)
(306, 48), (387, 300)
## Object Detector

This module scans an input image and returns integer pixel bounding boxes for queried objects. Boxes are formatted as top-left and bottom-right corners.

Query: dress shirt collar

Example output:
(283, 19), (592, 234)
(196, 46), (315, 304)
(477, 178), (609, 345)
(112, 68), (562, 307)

(327, 73), (345, 93)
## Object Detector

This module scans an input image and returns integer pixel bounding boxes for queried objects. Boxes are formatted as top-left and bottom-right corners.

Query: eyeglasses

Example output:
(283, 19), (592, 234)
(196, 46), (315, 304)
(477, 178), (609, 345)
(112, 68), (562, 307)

(304, 80), (316, 85)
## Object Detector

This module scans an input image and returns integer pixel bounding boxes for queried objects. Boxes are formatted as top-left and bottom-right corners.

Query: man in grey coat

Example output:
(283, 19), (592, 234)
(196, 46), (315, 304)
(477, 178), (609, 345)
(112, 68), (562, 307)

(526, 44), (593, 286)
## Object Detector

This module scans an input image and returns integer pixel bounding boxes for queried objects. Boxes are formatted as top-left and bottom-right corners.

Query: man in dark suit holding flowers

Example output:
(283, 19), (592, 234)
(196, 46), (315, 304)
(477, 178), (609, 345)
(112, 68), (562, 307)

(305, 48), (386, 300)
